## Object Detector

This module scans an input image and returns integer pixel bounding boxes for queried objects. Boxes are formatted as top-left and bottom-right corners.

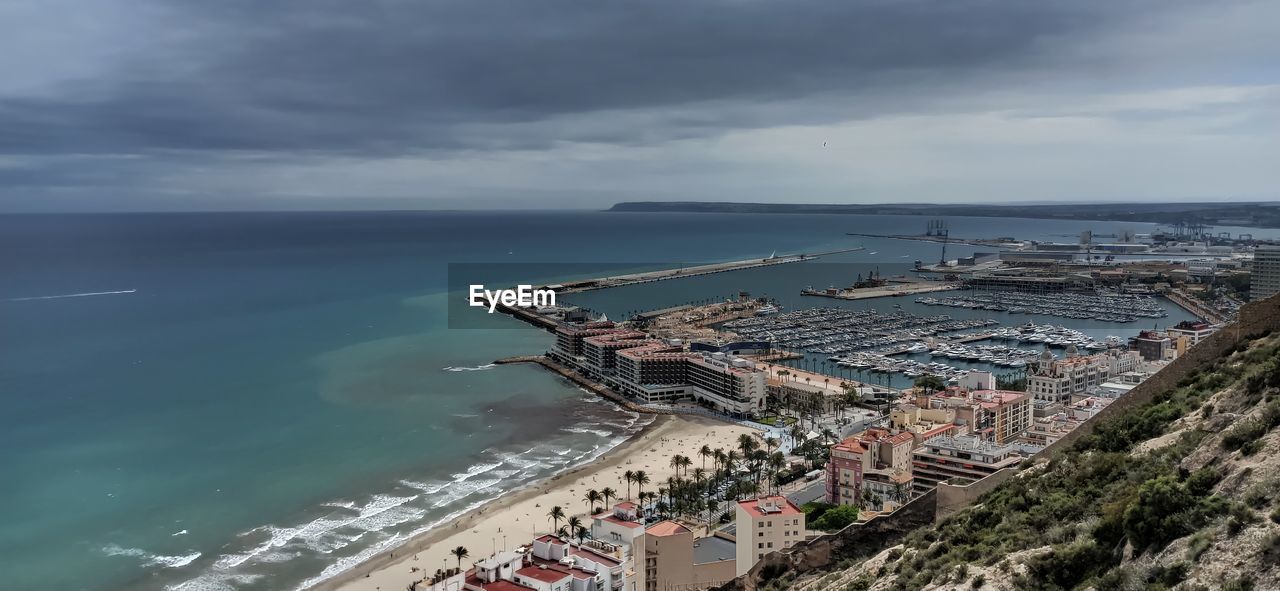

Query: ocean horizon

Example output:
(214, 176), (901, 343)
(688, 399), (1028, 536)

(2, 210), (1272, 591)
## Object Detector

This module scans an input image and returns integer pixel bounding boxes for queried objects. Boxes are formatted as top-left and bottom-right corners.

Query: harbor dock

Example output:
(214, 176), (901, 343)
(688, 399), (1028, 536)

(557, 247), (865, 293)
(801, 280), (961, 300)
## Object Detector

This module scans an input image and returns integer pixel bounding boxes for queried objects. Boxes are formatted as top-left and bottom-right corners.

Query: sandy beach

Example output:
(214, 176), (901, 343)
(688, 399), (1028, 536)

(313, 414), (758, 591)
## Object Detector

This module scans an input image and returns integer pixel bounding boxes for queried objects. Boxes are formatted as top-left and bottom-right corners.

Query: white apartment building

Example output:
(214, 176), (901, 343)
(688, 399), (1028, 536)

(1027, 349), (1139, 404)
(1252, 245), (1280, 301)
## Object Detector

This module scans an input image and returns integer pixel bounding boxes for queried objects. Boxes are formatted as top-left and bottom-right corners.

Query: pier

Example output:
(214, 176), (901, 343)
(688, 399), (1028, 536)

(557, 247), (865, 293)
(845, 232), (1014, 248)
(801, 281), (961, 300)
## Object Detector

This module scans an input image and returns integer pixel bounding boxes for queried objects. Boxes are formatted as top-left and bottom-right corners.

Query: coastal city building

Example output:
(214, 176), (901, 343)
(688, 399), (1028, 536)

(1129, 330), (1173, 361)
(555, 321), (622, 358)
(734, 496), (806, 576)
(888, 404), (960, 447)
(1252, 245), (1280, 301)
(913, 388), (1031, 445)
(550, 322), (769, 417)
(910, 435), (1041, 491)
(636, 521), (737, 591)
(1026, 349), (1140, 404)
(415, 534), (630, 591)
(825, 428), (914, 511)
(1166, 320), (1217, 347)
(760, 364), (858, 416)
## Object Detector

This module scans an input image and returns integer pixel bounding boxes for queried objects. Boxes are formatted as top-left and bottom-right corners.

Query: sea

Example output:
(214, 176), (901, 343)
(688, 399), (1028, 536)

(1, 210), (1274, 591)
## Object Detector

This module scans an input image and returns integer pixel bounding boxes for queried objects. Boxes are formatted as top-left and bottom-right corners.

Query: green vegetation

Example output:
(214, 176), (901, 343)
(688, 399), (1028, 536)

(811, 505), (859, 532)
(756, 414), (797, 427)
(802, 502), (835, 524)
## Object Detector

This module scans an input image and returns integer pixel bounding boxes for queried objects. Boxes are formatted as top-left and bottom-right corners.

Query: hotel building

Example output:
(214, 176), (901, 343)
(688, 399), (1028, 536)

(551, 322), (768, 417)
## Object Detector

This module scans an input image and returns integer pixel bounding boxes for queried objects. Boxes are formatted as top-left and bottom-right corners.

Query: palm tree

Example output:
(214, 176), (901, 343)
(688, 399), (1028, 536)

(584, 489), (603, 515)
(600, 487), (617, 509)
(450, 546), (469, 571)
(547, 505), (566, 533)
(767, 452), (786, 494)
(764, 436), (779, 455)
(679, 455), (693, 476)
(699, 445), (713, 471)
(623, 470), (635, 500)
(633, 470), (650, 505)
(789, 424), (805, 450)
(567, 515), (586, 543)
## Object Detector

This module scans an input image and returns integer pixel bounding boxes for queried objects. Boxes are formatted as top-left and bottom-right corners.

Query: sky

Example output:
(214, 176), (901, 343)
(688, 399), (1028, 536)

(1, 0), (1278, 212)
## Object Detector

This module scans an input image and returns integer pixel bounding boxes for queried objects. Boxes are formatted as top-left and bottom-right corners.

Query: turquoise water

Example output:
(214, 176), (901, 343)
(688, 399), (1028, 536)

(0, 211), (1263, 590)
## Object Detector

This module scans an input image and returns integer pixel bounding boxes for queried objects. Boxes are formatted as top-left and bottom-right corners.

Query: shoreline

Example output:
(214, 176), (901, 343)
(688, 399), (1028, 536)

(309, 413), (756, 591)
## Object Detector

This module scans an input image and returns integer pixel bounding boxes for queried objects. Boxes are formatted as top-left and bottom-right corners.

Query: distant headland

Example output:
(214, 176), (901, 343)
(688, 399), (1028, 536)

(607, 201), (1280, 228)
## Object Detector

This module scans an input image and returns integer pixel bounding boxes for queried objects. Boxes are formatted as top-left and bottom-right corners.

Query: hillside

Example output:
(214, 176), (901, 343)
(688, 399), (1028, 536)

(754, 330), (1280, 591)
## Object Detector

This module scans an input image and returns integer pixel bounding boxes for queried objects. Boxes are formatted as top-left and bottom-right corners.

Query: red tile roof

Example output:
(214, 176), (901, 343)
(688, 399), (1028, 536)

(647, 520), (691, 537)
(516, 566), (573, 584)
(482, 580), (540, 591)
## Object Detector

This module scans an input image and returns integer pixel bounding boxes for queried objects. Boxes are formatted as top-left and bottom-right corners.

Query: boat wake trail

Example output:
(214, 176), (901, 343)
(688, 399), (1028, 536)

(8, 289), (137, 301)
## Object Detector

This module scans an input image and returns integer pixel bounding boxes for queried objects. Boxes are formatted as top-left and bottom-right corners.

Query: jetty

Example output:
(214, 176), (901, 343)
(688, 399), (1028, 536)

(555, 247), (865, 293)
(801, 281), (961, 300)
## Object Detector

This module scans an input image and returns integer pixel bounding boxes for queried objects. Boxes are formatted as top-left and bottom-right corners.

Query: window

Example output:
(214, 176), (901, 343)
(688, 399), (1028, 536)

(767, 542), (773, 548)
(758, 543), (764, 549)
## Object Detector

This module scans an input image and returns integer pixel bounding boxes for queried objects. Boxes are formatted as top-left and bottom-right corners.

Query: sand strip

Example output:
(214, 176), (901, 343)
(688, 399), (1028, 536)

(311, 414), (757, 591)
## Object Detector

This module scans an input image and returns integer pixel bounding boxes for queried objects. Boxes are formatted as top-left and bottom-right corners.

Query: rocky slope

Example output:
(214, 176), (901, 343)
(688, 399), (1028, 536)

(780, 331), (1280, 591)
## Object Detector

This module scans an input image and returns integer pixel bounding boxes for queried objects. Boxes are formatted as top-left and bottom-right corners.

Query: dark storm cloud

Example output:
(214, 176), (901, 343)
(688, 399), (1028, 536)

(0, 0), (1113, 157)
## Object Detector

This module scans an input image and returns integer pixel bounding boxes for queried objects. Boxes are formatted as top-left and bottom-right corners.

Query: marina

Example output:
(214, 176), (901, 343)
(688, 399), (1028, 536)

(715, 303), (1130, 383)
(721, 307), (999, 354)
(913, 291), (1169, 322)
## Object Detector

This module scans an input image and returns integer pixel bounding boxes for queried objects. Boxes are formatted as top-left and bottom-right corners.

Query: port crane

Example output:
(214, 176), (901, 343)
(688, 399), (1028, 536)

(927, 219), (949, 265)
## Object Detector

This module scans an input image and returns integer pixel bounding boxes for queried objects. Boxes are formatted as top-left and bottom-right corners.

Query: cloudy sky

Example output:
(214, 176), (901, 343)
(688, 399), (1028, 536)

(1, 0), (1277, 212)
